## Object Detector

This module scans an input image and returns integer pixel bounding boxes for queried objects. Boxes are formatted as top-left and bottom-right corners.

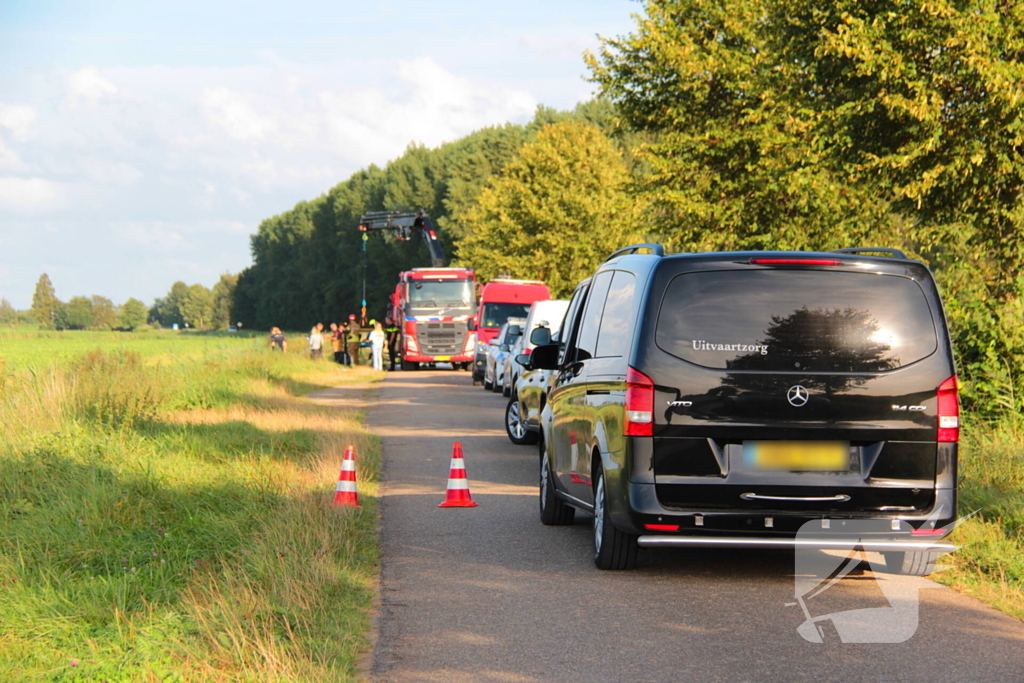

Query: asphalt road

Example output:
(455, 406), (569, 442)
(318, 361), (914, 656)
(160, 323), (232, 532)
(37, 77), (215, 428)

(366, 369), (1024, 683)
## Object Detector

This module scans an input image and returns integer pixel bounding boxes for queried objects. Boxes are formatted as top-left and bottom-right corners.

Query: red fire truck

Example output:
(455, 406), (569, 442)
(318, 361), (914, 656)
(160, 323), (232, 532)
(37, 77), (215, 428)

(359, 210), (477, 370)
(470, 279), (552, 383)
(390, 267), (477, 370)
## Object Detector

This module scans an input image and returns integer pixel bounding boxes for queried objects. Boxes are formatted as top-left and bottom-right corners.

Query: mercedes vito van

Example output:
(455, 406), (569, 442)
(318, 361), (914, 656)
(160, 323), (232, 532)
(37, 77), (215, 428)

(528, 245), (959, 573)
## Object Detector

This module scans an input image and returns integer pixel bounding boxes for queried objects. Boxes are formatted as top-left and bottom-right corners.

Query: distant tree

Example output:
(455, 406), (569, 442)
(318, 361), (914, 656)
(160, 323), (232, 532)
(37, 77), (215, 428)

(64, 296), (94, 330)
(117, 298), (148, 330)
(0, 298), (15, 324)
(150, 281), (188, 326)
(211, 274), (239, 329)
(457, 120), (645, 298)
(90, 295), (116, 329)
(31, 273), (61, 328)
(181, 283), (213, 328)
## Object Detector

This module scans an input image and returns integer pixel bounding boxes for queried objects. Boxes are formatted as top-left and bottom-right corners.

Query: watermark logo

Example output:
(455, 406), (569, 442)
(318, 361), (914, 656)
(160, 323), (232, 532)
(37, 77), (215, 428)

(790, 515), (969, 643)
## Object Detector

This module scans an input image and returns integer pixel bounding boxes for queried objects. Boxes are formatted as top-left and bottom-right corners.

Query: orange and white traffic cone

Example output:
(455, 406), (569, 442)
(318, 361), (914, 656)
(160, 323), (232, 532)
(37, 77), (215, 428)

(439, 441), (478, 508)
(332, 445), (361, 508)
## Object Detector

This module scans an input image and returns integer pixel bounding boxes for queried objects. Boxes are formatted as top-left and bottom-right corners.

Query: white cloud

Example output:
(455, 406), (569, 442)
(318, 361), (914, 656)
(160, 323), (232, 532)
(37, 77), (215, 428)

(201, 87), (277, 141)
(0, 137), (23, 172)
(67, 66), (118, 105)
(0, 103), (38, 141)
(0, 177), (64, 213)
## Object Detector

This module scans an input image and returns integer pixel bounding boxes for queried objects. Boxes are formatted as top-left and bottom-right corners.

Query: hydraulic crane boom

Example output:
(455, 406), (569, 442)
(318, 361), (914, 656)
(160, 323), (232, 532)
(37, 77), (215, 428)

(358, 209), (447, 267)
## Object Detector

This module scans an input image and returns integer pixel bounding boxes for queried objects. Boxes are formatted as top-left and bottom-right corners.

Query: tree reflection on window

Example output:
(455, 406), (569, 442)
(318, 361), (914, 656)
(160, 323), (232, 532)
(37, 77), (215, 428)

(727, 306), (899, 382)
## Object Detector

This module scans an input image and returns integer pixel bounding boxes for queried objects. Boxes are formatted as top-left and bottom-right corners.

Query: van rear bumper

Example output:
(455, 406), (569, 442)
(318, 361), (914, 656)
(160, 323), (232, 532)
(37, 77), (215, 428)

(636, 535), (955, 553)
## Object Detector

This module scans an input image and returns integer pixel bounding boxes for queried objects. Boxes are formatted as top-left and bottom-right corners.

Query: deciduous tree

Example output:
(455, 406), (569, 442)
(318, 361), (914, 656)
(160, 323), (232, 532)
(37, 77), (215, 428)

(117, 298), (148, 330)
(64, 296), (94, 330)
(457, 120), (644, 298)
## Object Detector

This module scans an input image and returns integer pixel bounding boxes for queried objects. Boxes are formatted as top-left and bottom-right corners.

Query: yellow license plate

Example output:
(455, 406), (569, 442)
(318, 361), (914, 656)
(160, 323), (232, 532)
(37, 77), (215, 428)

(744, 441), (850, 471)
(434, 356), (450, 361)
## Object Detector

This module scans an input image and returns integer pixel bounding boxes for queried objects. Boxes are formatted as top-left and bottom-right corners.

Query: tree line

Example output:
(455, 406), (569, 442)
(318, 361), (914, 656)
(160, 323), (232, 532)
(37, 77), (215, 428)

(233, 1), (1024, 417)
(26, 273), (238, 331)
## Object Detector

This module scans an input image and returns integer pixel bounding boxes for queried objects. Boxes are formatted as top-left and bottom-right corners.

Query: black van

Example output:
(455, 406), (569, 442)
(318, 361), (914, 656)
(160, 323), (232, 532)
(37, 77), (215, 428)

(528, 245), (959, 572)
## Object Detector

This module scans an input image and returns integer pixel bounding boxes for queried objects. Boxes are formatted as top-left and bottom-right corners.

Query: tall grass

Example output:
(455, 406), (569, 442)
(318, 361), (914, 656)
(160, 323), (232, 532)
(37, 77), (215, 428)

(935, 416), (1024, 620)
(0, 340), (383, 682)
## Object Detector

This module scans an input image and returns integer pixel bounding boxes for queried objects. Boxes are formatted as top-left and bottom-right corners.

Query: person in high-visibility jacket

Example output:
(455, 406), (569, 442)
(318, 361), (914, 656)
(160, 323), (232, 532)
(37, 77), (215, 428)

(345, 316), (362, 366)
(384, 316), (400, 370)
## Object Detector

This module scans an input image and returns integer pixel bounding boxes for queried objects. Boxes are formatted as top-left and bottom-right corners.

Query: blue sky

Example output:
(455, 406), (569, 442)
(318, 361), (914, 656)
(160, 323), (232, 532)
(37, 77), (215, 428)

(0, 0), (639, 308)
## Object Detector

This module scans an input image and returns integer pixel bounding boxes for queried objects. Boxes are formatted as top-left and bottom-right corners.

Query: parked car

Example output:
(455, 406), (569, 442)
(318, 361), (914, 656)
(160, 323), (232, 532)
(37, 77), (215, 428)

(484, 319), (524, 391)
(529, 244), (959, 573)
(501, 299), (570, 398)
(506, 327), (562, 446)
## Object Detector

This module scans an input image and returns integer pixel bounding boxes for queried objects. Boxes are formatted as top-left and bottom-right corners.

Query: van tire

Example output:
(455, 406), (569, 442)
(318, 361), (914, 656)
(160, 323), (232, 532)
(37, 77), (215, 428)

(593, 467), (638, 570)
(506, 397), (538, 446)
(883, 550), (941, 576)
(539, 438), (574, 525)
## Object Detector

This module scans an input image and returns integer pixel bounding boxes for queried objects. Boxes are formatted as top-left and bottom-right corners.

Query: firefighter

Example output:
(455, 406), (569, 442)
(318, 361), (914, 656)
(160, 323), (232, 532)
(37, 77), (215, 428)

(385, 316), (400, 370)
(346, 314), (362, 366)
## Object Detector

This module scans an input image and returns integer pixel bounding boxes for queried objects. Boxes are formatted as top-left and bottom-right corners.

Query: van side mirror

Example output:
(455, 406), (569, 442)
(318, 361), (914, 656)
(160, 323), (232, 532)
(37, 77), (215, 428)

(530, 327), (551, 346)
(515, 353), (531, 368)
(500, 343), (510, 353)
(528, 343), (559, 370)
(467, 319), (477, 331)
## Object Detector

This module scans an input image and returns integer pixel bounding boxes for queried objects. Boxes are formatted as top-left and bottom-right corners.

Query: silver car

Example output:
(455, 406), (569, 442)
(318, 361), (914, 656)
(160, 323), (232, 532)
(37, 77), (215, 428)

(484, 319), (524, 392)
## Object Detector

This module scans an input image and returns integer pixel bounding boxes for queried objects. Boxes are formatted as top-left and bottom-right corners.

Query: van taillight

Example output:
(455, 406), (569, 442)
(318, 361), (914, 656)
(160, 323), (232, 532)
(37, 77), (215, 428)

(937, 375), (959, 443)
(625, 367), (654, 437)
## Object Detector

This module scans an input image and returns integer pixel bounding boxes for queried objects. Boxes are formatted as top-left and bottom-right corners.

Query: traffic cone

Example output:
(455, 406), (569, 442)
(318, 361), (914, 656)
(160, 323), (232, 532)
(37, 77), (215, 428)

(439, 442), (478, 508)
(332, 445), (361, 507)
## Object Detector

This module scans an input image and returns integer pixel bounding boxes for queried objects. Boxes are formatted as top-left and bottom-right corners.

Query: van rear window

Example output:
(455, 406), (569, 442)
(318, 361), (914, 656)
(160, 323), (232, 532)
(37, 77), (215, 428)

(656, 270), (938, 372)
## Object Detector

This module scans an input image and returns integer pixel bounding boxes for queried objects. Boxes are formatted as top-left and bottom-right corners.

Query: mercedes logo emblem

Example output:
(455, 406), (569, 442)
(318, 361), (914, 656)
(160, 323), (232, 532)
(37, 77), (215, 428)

(787, 385), (809, 407)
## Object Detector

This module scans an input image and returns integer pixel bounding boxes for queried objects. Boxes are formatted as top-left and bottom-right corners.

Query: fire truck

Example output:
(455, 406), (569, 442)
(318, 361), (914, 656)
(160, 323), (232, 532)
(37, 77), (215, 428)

(389, 267), (477, 370)
(359, 210), (476, 370)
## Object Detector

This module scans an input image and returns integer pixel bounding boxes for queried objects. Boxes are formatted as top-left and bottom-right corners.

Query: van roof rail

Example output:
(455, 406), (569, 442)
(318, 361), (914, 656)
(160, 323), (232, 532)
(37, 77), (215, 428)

(605, 243), (665, 262)
(830, 247), (908, 259)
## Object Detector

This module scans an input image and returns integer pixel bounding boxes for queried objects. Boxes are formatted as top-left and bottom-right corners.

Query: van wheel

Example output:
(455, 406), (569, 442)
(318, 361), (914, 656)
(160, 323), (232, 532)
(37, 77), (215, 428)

(539, 439), (574, 525)
(593, 467), (638, 570)
(506, 396), (538, 446)
(883, 550), (941, 576)
(483, 377), (493, 390)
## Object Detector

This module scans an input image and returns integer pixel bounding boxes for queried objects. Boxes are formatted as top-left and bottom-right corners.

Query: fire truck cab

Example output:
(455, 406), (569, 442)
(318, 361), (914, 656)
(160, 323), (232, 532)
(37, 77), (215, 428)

(471, 279), (552, 383)
(390, 267), (477, 370)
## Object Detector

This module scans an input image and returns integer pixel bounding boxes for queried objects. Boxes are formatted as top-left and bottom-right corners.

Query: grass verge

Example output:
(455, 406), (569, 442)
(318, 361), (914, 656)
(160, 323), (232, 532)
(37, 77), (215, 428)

(0, 343), (384, 682)
(934, 418), (1024, 621)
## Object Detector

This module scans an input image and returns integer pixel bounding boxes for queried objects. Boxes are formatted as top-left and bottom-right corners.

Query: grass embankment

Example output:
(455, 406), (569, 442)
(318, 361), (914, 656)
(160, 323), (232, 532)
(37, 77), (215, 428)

(936, 419), (1024, 620)
(0, 335), (384, 682)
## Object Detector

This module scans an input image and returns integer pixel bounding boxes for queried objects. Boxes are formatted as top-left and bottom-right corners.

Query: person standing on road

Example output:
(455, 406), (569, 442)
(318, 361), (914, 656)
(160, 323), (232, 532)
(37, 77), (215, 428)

(370, 320), (386, 371)
(385, 316), (400, 370)
(346, 315), (362, 366)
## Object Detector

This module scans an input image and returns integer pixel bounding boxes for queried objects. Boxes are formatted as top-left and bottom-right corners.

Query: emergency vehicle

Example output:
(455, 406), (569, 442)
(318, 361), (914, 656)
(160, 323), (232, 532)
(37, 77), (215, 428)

(390, 268), (477, 370)
(471, 279), (552, 383)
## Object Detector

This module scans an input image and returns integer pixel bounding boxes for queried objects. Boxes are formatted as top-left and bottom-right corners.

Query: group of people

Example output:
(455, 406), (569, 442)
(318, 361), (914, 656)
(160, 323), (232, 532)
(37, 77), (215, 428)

(270, 316), (401, 371)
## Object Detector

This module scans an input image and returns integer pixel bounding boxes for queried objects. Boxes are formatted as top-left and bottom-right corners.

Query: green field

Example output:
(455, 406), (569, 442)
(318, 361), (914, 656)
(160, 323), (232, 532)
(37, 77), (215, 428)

(0, 327), (270, 371)
(0, 329), (383, 682)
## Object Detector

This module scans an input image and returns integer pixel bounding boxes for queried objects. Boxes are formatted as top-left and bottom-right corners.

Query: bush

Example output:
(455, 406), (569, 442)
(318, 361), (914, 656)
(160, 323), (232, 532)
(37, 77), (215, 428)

(70, 350), (168, 427)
